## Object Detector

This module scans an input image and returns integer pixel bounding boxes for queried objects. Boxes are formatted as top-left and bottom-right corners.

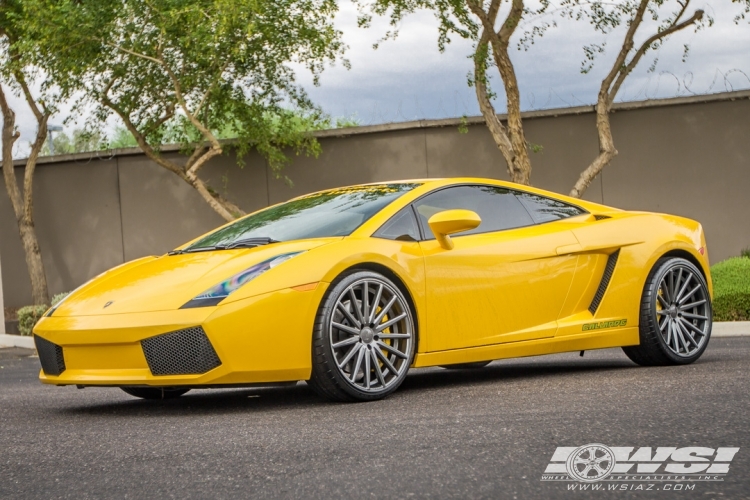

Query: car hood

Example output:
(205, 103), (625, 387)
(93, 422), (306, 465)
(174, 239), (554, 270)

(53, 238), (338, 317)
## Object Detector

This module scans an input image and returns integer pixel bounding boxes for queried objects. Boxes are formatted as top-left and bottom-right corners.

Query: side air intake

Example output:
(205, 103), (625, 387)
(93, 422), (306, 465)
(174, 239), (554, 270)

(34, 335), (66, 376)
(594, 214), (611, 220)
(589, 250), (620, 314)
(141, 326), (221, 376)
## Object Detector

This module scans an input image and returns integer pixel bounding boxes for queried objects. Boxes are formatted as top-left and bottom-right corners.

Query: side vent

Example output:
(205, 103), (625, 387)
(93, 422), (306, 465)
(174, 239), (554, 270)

(34, 335), (66, 376)
(594, 214), (611, 221)
(589, 250), (620, 314)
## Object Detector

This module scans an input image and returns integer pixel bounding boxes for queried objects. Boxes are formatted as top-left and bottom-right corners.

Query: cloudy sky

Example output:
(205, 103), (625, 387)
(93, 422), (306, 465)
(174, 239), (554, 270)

(7, 0), (750, 149)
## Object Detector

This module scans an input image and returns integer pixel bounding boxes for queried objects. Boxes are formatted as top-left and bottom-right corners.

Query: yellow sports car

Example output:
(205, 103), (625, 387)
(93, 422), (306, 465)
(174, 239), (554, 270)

(33, 178), (713, 402)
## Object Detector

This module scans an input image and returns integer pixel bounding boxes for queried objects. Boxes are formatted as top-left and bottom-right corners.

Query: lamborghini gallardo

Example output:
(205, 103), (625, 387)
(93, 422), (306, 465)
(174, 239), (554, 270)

(33, 178), (713, 401)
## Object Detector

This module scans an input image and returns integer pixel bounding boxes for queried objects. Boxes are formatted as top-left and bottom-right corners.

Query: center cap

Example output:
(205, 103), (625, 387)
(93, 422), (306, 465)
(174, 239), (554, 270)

(360, 327), (375, 344)
(669, 305), (678, 318)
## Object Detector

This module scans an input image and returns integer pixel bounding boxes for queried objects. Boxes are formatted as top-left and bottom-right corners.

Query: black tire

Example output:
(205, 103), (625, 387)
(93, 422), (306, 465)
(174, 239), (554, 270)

(308, 270), (416, 402)
(440, 361), (492, 370)
(120, 387), (190, 400)
(622, 257), (712, 366)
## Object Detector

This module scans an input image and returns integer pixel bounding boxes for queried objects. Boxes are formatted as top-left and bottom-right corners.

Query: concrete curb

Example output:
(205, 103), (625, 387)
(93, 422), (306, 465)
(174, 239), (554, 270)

(0, 322), (747, 351)
(712, 321), (750, 337)
(0, 334), (35, 349)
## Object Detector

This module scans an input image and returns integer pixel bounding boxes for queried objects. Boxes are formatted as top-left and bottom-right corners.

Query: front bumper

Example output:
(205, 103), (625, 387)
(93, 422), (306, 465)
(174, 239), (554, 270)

(33, 284), (327, 387)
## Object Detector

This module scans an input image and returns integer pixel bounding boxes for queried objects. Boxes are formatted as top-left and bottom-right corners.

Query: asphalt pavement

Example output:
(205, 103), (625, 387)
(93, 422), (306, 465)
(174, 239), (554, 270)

(1, 337), (748, 499)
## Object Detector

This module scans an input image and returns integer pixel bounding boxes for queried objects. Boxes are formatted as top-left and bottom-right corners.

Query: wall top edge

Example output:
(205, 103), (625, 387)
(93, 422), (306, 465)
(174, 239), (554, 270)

(5, 89), (750, 168)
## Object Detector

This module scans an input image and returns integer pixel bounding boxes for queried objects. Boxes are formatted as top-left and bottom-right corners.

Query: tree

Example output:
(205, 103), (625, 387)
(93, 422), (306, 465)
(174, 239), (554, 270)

(24, 0), (346, 221)
(567, 0), (707, 197)
(355, 0), (723, 197)
(0, 1), (51, 305)
(40, 128), (107, 156)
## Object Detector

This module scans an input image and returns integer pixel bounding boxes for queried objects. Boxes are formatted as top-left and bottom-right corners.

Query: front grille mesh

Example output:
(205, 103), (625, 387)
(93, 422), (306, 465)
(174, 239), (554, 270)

(589, 250), (620, 314)
(141, 326), (221, 376)
(34, 335), (66, 376)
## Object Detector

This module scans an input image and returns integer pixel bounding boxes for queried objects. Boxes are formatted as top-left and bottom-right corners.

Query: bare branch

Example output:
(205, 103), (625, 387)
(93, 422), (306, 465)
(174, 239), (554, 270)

(102, 93), (186, 177)
(608, 9), (704, 101)
(598, 0), (650, 111)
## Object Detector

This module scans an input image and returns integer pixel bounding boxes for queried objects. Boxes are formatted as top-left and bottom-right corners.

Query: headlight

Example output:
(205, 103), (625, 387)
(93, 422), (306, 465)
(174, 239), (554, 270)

(180, 252), (304, 309)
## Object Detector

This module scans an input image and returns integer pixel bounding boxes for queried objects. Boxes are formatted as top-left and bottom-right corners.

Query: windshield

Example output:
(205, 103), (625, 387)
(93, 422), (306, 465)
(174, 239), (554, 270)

(186, 183), (421, 250)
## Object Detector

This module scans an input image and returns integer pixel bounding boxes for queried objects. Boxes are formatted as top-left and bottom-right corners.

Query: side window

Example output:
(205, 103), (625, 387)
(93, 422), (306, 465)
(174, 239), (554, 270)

(373, 208), (421, 241)
(514, 191), (586, 223)
(414, 185), (534, 239)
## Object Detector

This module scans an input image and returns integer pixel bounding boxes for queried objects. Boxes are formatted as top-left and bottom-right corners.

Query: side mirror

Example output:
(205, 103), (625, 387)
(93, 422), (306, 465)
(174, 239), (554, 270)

(427, 209), (481, 250)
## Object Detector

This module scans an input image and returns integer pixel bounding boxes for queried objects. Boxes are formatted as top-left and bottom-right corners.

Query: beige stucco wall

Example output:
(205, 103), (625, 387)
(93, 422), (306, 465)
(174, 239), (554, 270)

(0, 252), (5, 333)
(1, 91), (748, 307)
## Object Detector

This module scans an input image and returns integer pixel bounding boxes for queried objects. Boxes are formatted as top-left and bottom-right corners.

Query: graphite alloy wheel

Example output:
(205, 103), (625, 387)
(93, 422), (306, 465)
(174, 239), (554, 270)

(622, 257), (712, 366)
(120, 387), (191, 400)
(308, 270), (416, 402)
(440, 361), (492, 370)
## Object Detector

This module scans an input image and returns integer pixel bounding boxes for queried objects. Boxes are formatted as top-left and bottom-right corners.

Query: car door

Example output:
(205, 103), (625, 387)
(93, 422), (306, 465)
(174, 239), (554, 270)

(415, 185), (583, 352)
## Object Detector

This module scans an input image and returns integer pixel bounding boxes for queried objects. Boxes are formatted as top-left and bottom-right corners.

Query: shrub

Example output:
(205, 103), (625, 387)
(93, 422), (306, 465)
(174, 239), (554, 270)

(742, 247), (750, 259)
(51, 292), (69, 306)
(15, 292), (71, 336)
(711, 257), (750, 321)
(17, 305), (48, 336)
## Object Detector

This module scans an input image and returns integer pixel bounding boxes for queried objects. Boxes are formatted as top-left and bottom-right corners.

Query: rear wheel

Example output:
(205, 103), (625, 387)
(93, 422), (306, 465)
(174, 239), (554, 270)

(120, 387), (190, 400)
(308, 270), (416, 402)
(440, 361), (491, 370)
(622, 257), (712, 366)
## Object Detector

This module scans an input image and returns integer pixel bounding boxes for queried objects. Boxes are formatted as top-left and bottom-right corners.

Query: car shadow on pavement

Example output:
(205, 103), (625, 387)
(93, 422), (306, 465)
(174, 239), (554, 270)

(55, 357), (651, 417)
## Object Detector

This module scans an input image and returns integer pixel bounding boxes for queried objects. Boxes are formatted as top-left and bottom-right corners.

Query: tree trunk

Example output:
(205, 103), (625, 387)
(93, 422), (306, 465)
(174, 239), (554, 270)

(569, 97), (617, 198)
(185, 172), (239, 222)
(474, 39), (518, 180)
(490, 40), (532, 185)
(18, 220), (49, 305)
(0, 85), (50, 305)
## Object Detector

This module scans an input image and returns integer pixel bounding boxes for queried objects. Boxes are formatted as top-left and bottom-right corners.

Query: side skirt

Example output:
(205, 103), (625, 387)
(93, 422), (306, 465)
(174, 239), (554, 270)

(413, 327), (639, 368)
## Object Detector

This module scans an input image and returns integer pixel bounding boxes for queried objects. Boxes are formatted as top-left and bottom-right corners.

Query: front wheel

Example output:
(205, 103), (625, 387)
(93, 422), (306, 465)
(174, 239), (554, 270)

(308, 270), (416, 402)
(120, 387), (190, 400)
(622, 257), (712, 366)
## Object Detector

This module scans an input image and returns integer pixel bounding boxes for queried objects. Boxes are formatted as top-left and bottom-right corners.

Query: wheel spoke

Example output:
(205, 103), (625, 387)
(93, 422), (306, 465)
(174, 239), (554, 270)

(369, 284), (383, 324)
(375, 312), (408, 333)
(681, 312), (708, 321)
(676, 321), (699, 348)
(364, 347), (371, 389)
(664, 320), (672, 346)
(362, 282), (370, 326)
(660, 282), (672, 304)
(372, 349), (386, 387)
(675, 326), (689, 354)
(376, 340), (408, 359)
(350, 346), (365, 382)
(657, 293), (669, 309)
(332, 321), (361, 336)
(679, 317), (706, 337)
(338, 343), (361, 368)
(332, 336), (360, 350)
(680, 299), (706, 310)
(378, 333), (411, 339)
(673, 268), (684, 301)
(375, 348), (399, 376)
(372, 296), (397, 326)
(658, 315), (669, 332)
(678, 284), (702, 305)
(675, 271), (693, 303)
(337, 302), (361, 329)
(348, 289), (365, 326)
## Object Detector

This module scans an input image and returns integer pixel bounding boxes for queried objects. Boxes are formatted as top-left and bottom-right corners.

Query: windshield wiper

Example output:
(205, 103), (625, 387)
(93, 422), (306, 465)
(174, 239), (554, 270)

(168, 237), (280, 255)
(222, 237), (280, 249)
